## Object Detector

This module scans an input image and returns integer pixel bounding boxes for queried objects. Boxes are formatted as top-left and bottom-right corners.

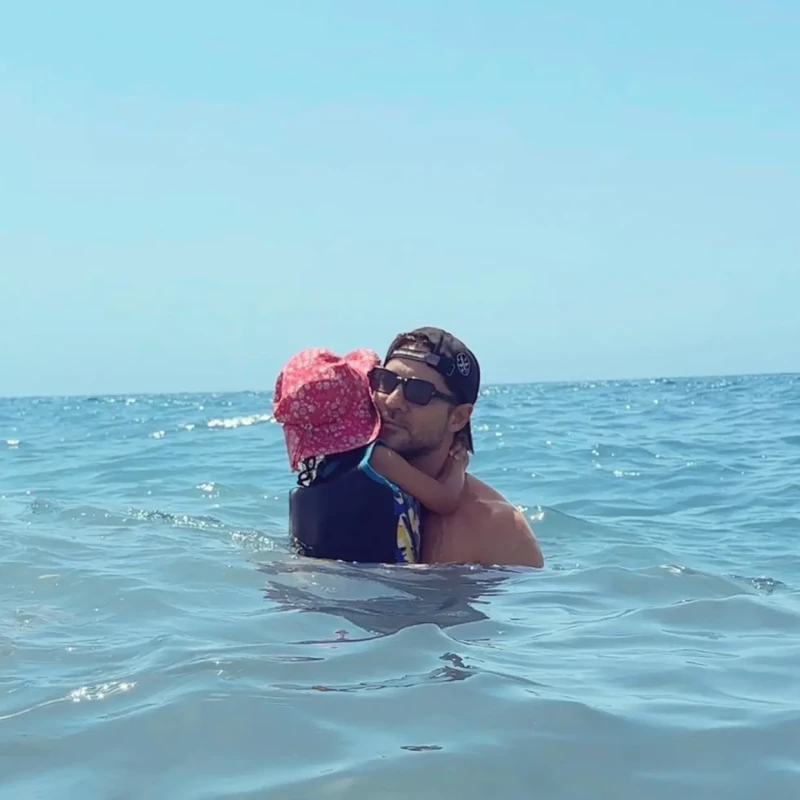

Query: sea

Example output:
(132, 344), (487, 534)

(2, 374), (799, 799)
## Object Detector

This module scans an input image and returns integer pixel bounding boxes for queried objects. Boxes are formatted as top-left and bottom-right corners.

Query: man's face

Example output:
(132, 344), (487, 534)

(372, 356), (468, 460)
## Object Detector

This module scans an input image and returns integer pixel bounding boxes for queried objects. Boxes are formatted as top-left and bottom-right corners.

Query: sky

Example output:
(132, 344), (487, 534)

(1, 1), (798, 396)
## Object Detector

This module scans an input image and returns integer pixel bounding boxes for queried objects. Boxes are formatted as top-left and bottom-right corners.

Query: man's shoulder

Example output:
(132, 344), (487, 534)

(463, 474), (516, 511)
(462, 474), (544, 568)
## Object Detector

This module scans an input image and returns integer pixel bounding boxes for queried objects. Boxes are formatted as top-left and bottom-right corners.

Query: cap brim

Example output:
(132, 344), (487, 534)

(463, 419), (474, 453)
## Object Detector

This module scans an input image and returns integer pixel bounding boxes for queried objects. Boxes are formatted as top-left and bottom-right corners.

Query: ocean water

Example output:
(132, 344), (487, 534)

(2, 374), (799, 799)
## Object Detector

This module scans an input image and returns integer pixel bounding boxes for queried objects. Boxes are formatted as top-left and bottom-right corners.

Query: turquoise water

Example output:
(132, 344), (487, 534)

(2, 375), (799, 798)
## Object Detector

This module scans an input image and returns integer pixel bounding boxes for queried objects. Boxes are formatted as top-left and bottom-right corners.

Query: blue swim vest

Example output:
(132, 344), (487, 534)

(288, 442), (421, 564)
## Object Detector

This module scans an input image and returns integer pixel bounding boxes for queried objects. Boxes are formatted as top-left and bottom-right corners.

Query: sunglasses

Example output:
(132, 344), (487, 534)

(368, 367), (460, 407)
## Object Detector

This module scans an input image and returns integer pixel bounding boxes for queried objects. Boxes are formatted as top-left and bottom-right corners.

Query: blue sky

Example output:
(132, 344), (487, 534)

(1, 1), (798, 396)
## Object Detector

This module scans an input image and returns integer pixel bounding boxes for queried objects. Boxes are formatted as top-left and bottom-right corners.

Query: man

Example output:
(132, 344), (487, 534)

(369, 326), (544, 568)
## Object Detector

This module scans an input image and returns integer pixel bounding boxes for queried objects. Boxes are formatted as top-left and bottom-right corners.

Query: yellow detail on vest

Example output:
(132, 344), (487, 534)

(396, 516), (416, 563)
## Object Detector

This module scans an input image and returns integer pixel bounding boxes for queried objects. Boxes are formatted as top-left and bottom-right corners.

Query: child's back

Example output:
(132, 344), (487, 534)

(288, 442), (421, 563)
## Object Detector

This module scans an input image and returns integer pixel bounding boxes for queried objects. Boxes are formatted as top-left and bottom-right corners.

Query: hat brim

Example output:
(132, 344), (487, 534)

(283, 413), (382, 471)
(343, 349), (380, 378)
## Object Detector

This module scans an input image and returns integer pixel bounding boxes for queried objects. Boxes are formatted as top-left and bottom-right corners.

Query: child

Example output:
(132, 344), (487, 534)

(272, 347), (467, 564)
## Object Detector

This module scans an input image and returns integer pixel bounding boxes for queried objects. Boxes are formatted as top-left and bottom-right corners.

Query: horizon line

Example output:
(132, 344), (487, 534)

(1, 369), (796, 401)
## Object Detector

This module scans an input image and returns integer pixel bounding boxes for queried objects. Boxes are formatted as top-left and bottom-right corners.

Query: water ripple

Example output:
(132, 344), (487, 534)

(2, 376), (800, 798)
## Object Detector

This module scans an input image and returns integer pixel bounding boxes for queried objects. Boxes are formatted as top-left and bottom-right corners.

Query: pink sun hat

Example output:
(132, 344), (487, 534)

(272, 347), (382, 471)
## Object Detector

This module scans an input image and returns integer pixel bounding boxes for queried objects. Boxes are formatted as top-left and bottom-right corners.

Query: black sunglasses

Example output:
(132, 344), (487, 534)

(368, 367), (460, 407)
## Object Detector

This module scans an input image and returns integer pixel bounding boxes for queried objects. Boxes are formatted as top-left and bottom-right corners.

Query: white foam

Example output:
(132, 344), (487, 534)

(69, 681), (136, 703)
(207, 413), (273, 429)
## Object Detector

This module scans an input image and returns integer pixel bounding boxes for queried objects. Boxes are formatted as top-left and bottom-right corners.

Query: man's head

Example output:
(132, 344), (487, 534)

(370, 327), (480, 461)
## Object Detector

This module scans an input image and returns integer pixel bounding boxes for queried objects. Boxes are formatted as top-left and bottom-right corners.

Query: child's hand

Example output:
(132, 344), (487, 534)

(448, 441), (470, 471)
(441, 441), (469, 484)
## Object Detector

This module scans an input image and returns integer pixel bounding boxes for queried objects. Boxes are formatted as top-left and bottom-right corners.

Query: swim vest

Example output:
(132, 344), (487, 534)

(289, 443), (421, 564)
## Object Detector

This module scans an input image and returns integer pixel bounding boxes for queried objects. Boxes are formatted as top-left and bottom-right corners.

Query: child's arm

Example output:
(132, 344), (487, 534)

(368, 443), (468, 515)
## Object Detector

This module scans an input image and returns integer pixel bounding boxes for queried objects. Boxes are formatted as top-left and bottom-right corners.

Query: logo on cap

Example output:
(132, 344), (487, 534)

(455, 352), (471, 377)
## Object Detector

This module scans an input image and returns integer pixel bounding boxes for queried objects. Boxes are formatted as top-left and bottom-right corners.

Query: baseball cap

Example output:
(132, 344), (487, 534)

(273, 347), (381, 470)
(384, 327), (481, 452)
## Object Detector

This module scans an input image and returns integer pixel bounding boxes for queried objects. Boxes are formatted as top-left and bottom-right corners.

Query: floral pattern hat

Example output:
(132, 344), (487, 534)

(273, 347), (382, 471)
